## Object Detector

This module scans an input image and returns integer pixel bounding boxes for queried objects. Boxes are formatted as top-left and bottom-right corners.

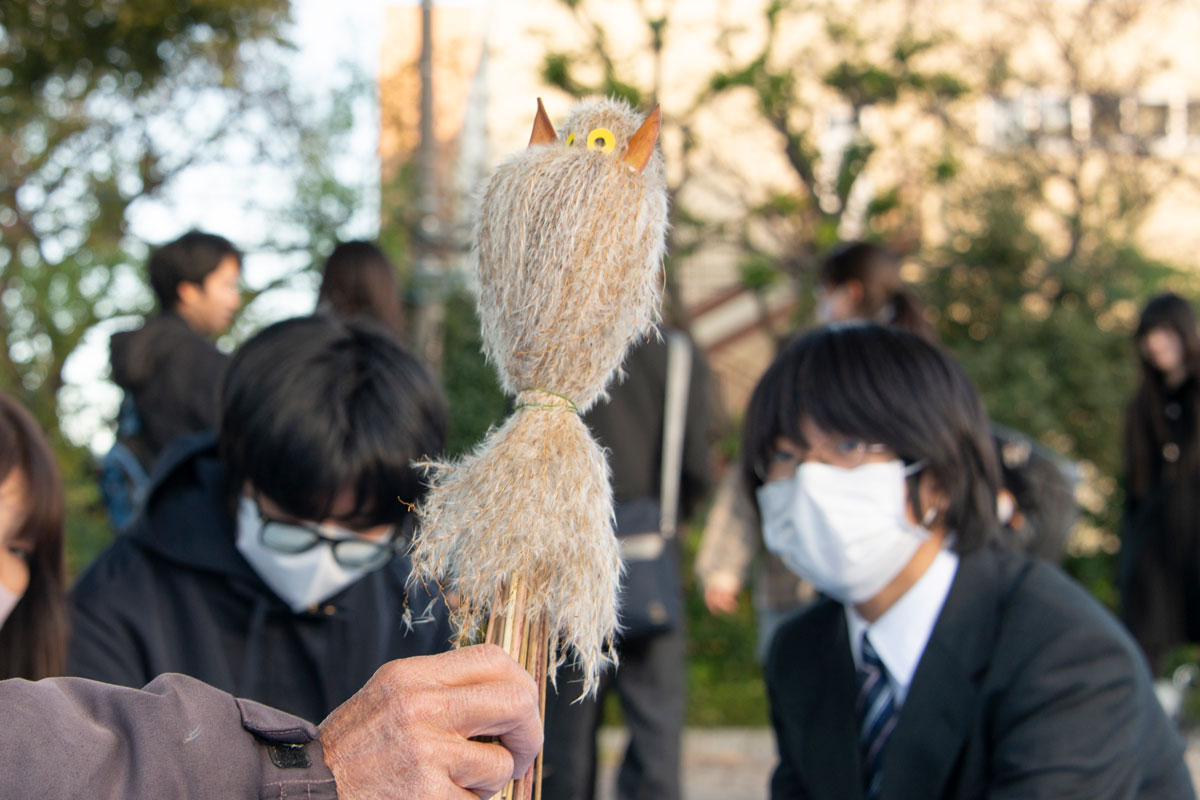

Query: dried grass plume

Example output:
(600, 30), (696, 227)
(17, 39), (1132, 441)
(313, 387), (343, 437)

(409, 97), (668, 694)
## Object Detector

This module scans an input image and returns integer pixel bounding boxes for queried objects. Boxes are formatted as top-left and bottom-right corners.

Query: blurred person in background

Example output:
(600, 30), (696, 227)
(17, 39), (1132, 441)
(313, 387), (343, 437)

(993, 427), (1079, 563)
(697, 241), (934, 658)
(1121, 293), (1200, 680)
(815, 240), (935, 339)
(316, 240), (407, 343)
(71, 316), (452, 722)
(702, 239), (1078, 661)
(818, 241), (1077, 561)
(0, 392), (67, 680)
(101, 230), (243, 529)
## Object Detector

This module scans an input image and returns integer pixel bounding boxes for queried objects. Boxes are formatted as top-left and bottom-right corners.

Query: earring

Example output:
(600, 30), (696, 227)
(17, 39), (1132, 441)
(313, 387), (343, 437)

(921, 506), (938, 527)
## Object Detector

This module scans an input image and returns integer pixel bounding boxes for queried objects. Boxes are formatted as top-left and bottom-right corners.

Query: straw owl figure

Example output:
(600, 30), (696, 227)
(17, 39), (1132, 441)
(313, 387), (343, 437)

(410, 97), (667, 698)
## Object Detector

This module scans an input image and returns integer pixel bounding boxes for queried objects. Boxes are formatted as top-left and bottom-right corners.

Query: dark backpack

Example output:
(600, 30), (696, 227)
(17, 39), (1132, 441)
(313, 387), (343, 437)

(98, 395), (152, 531)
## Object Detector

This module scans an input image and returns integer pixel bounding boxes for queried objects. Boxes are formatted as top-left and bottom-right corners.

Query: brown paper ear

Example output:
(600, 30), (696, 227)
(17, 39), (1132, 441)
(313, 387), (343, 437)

(528, 97), (557, 147)
(621, 105), (662, 173)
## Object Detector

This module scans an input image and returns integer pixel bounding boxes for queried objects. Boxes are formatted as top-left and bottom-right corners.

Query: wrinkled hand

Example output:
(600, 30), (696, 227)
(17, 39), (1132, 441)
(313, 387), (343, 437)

(704, 585), (740, 616)
(318, 644), (542, 799)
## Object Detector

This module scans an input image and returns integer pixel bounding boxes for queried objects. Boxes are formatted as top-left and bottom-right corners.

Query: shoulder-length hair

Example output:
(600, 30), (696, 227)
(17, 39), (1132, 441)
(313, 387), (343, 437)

(0, 393), (67, 680)
(1125, 292), (1200, 503)
(742, 323), (1001, 554)
(316, 241), (407, 343)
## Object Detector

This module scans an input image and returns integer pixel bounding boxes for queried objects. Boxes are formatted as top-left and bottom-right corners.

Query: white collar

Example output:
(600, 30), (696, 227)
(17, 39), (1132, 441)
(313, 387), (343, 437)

(846, 548), (959, 707)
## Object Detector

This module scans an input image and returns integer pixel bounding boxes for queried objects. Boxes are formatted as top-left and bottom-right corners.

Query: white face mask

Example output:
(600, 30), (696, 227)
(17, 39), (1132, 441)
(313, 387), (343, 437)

(235, 497), (377, 613)
(756, 460), (929, 605)
(0, 581), (22, 631)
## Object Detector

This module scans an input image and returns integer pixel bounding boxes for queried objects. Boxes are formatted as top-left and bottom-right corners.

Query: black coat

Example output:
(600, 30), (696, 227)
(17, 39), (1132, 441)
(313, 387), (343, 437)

(766, 547), (1193, 800)
(583, 331), (714, 513)
(1120, 377), (1200, 669)
(110, 312), (228, 461)
(68, 434), (453, 723)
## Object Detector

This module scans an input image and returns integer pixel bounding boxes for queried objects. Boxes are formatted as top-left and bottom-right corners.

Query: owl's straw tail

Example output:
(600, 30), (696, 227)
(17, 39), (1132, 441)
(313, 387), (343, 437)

(410, 395), (621, 693)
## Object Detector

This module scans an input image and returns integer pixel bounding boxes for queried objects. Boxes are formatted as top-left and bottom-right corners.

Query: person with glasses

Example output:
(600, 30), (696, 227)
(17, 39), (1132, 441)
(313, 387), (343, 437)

(68, 315), (453, 723)
(746, 323), (1191, 800)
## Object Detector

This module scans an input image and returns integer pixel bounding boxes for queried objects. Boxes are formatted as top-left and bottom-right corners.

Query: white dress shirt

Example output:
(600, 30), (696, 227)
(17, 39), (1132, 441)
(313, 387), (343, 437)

(846, 548), (959, 707)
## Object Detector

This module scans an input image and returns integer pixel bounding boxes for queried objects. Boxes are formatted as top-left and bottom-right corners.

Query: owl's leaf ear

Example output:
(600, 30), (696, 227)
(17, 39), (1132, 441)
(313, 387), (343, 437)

(529, 98), (557, 147)
(621, 105), (662, 173)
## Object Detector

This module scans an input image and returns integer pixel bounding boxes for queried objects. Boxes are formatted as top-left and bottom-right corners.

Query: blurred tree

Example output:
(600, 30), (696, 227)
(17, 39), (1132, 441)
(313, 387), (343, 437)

(701, 0), (967, 308)
(0, 1), (366, 573)
(921, 188), (1193, 605)
(537, 0), (968, 344)
(917, 0), (1200, 605)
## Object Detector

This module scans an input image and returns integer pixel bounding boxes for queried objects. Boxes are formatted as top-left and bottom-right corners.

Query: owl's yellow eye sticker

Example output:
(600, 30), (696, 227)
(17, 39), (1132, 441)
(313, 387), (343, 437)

(566, 132), (576, 146)
(586, 128), (616, 153)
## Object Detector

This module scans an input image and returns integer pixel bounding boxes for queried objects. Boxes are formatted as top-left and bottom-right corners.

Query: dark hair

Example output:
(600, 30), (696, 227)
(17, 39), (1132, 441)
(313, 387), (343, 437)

(218, 315), (447, 531)
(0, 393), (67, 680)
(148, 230), (241, 311)
(1125, 292), (1200, 504)
(993, 429), (1078, 561)
(317, 241), (407, 342)
(820, 241), (935, 341)
(742, 323), (1001, 554)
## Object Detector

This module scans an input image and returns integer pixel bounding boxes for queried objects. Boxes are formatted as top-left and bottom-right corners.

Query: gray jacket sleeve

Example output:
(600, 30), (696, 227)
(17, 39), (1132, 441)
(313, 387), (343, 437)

(694, 466), (759, 593)
(0, 673), (337, 799)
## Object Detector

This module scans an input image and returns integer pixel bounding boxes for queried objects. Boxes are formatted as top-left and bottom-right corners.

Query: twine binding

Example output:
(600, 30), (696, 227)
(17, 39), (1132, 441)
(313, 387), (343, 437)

(514, 388), (579, 413)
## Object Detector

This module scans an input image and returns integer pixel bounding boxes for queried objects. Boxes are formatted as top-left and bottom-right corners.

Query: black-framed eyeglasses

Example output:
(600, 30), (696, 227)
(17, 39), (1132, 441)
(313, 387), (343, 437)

(257, 509), (399, 570)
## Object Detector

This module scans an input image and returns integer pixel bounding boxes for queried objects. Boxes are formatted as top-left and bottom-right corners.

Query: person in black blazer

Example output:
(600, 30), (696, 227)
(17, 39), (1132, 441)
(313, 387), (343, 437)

(742, 323), (1193, 800)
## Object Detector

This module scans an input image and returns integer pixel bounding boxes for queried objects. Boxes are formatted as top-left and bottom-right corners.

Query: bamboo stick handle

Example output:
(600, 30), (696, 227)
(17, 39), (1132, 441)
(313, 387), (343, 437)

(533, 617), (548, 800)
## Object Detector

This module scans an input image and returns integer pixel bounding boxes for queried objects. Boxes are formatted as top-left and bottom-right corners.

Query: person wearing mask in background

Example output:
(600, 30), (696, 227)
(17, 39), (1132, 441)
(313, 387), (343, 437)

(745, 323), (1190, 800)
(70, 315), (452, 722)
(1121, 293), (1200, 688)
(696, 242), (933, 658)
(0, 392), (67, 680)
(316, 240), (407, 343)
(102, 230), (243, 528)
(4, 644), (543, 798)
(821, 241), (1079, 560)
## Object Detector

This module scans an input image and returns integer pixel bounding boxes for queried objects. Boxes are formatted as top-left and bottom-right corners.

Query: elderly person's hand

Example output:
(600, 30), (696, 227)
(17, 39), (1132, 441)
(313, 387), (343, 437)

(318, 644), (542, 799)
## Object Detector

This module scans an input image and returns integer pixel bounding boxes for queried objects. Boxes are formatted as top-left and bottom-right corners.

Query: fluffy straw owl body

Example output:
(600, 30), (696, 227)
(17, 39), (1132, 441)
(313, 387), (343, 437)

(409, 97), (668, 712)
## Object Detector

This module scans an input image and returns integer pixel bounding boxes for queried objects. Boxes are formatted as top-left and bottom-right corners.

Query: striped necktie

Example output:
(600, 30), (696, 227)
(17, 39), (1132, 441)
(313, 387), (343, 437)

(855, 633), (897, 800)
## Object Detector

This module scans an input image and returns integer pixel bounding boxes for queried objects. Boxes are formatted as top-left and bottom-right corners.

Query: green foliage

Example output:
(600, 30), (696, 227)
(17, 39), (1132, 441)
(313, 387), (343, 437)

(925, 71), (970, 100)
(933, 154), (959, 184)
(682, 520), (768, 726)
(60, 450), (111, 580)
(865, 188), (900, 220)
(823, 61), (900, 106)
(0, 1), (289, 100)
(739, 252), (782, 291)
(440, 290), (508, 458)
(541, 52), (591, 98)
(925, 189), (1190, 600)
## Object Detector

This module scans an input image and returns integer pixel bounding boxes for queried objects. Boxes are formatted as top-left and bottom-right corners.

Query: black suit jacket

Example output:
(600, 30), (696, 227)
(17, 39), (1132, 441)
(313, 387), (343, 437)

(765, 547), (1194, 800)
